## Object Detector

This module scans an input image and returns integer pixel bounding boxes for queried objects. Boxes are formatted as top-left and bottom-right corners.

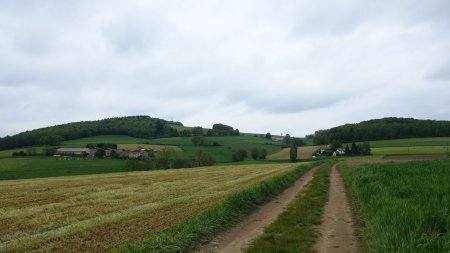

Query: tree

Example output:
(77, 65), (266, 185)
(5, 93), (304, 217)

(259, 148), (267, 159)
(265, 133), (272, 140)
(350, 142), (360, 155)
(250, 148), (260, 160)
(43, 135), (64, 146)
(95, 148), (105, 158)
(192, 136), (209, 146)
(196, 149), (215, 166)
(282, 134), (292, 146)
(290, 145), (298, 162)
(192, 126), (204, 136)
(331, 140), (343, 151)
(359, 141), (371, 155)
(43, 146), (58, 156)
(232, 149), (248, 162)
(344, 144), (350, 155)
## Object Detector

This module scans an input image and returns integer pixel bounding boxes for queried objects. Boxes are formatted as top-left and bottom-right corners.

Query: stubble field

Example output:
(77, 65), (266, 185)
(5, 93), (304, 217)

(0, 163), (297, 252)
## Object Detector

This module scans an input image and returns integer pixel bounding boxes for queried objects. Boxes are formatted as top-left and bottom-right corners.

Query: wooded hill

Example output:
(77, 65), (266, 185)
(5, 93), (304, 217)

(313, 117), (450, 144)
(0, 116), (182, 150)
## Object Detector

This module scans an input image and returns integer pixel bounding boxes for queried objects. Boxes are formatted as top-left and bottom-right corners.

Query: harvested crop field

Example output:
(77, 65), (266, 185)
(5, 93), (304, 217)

(0, 163), (298, 252)
(267, 146), (319, 160)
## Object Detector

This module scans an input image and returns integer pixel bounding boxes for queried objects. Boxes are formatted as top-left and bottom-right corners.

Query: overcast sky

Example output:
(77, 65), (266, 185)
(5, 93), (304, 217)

(1, 0), (449, 137)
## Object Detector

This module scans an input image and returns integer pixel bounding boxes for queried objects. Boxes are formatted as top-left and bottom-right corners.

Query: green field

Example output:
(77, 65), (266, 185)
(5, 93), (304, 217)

(371, 146), (450, 155)
(341, 159), (450, 252)
(357, 137), (450, 148)
(0, 157), (126, 180)
(145, 135), (283, 163)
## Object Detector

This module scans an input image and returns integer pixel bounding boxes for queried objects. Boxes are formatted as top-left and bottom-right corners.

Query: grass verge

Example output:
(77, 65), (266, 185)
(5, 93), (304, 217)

(245, 162), (332, 253)
(117, 162), (320, 253)
(341, 159), (450, 253)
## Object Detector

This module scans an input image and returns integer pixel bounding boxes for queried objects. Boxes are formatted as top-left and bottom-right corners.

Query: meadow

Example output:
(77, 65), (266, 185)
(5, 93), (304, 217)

(341, 159), (450, 252)
(0, 163), (300, 252)
(0, 157), (126, 180)
(366, 137), (450, 148)
(371, 146), (449, 155)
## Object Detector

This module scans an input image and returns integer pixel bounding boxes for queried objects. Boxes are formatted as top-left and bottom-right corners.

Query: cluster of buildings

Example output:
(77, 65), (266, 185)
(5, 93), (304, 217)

(313, 145), (346, 158)
(55, 148), (149, 159)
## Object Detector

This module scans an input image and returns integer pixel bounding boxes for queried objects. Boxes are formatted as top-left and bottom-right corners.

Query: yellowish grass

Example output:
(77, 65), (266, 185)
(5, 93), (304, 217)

(0, 163), (298, 252)
(267, 146), (320, 160)
(117, 144), (183, 152)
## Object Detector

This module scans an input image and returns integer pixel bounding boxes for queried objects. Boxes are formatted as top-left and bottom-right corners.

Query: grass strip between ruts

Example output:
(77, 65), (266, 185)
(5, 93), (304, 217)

(116, 162), (320, 253)
(245, 162), (332, 253)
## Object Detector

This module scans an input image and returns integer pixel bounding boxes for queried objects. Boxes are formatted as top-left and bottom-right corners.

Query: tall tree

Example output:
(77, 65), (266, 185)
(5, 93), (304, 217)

(290, 145), (298, 162)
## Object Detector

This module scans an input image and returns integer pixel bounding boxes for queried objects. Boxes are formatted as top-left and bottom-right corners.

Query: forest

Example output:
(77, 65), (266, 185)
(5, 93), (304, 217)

(313, 117), (450, 144)
(0, 116), (181, 150)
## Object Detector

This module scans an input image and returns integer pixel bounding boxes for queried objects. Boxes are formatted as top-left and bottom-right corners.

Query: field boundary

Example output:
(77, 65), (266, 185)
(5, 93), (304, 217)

(117, 162), (320, 253)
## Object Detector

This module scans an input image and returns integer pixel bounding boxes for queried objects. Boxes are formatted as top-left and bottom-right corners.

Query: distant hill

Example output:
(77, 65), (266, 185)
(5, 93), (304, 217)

(0, 116), (183, 150)
(313, 117), (450, 144)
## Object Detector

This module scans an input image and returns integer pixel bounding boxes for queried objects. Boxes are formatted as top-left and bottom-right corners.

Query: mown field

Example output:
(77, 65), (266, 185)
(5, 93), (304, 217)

(0, 157), (126, 180)
(267, 146), (319, 160)
(0, 163), (299, 252)
(341, 159), (450, 252)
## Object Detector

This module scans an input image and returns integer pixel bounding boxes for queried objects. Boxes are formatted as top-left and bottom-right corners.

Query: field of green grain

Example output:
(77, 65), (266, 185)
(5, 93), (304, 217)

(341, 159), (450, 252)
(366, 137), (450, 148)
(0, 163), (298, 252)
(371, 146), (449, 155)
(0, 157), (126, 180)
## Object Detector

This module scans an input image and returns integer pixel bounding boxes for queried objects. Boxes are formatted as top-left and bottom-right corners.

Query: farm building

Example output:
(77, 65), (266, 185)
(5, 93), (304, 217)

(333, 148), (346, 156)
(57, 148), (92, 156)
(118, 149), (149, 159)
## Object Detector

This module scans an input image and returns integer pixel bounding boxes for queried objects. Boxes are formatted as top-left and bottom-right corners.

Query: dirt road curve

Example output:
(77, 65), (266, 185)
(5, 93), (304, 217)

(314, 165), (358, 253)
(194, 167), (318, 253)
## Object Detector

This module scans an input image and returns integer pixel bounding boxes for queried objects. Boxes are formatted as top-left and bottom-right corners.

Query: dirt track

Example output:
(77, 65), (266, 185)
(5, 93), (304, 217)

(194, 166), (318, 253)
(313, 165), (358, 253)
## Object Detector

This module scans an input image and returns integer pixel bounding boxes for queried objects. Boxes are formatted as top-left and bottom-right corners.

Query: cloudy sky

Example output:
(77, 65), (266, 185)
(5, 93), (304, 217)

(1, 0), (449, 137)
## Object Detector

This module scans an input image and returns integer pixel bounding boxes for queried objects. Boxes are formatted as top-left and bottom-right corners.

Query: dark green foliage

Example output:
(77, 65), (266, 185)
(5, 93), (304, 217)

(259, 148), (267, 159)
(232, 149), (248, 161)
(345, 144), (350, 154)
(250, 148), (260, 160)
(192, 126), (204, 136)
(191, 136), (211, 146)
(0, 116), (180, 150)
(330, 140), (342, 150)
(292, 137), (305, 147)
(119, 163), (318, 253)
(207, 123), (240, 136)
(290, 146), (298, 162)
(94, 148), (105, 158)
(341, 160), (450, 253)
(246, 163), (332, 253)
(86, 143), (117, 149)
(313, 117), (450, 144)
(265, 133), (272, 140)
(283, 134), (291, 145)
(43, 146), (58, 156)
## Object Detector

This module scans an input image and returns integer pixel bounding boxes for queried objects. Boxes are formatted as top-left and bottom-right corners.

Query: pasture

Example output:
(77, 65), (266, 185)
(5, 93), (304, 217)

(352, 137), (450, 148)
(116, 144), (183, 152)
(341, 159), (450, 252)
(0, 163), (298, 252)
(371, 146), (449, 155)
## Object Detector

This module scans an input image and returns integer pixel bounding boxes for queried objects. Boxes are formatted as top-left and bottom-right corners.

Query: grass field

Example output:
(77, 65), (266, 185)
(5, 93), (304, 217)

(246, 162), (332, 253)
(0, 163), (299, 252)
(146, 136), (283, 163)
(0, 157), (126, 180)
(341, 159), (450, 252)
(267, 146), (320, 160)
(371, 146), (449, 155)
(351, 137), (450, 148)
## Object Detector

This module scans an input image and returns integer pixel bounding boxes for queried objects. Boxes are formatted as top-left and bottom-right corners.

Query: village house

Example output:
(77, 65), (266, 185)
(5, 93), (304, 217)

(333, 148), (346, 156)
(118, 149), (149, 159)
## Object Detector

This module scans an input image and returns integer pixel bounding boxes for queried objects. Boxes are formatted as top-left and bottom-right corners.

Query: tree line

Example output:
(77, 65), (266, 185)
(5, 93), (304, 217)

(0, 116), (241, 151)
(313, 117), (450, 144)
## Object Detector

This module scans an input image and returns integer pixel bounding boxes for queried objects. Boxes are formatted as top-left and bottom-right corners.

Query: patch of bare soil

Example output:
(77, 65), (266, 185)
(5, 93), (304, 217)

(313, 165), (358, 253)
(194, 167), (318, 253)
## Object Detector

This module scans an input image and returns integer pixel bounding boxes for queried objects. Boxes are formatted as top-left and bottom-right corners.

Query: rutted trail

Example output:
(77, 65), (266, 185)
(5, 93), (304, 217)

(195, 166), (318, 253)
(314, 165), (358, 253)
